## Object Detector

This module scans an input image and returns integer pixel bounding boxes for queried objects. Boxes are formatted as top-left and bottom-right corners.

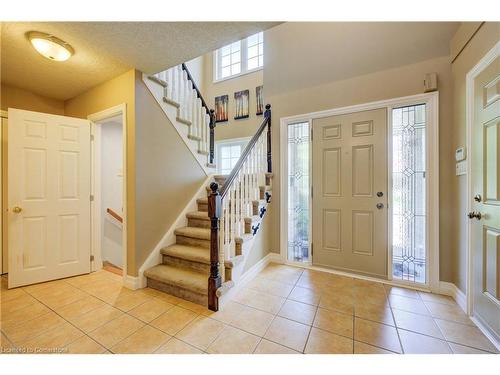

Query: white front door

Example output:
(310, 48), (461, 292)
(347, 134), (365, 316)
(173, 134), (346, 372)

(312, 108), (388, 278)
(471, 55), (500, 339)
(8, 109), (91, 288)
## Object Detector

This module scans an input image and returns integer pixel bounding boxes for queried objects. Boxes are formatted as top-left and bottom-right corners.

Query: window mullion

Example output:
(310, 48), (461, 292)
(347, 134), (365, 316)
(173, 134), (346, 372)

(242, 39), (247, 73)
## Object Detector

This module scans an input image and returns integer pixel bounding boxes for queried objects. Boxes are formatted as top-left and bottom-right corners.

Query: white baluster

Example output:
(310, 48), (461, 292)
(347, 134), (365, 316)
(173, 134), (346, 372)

(166, 68), (173, 100)
(178, 67), (184, 113)
(205, 113), (211, 153)
(197, 98), (202, 143)
(187, 81), (193, 123)
(224, 197), (230, 261)
(199, 106), (205, 151)
(230, 184), (235, 258)
(170, 67), (177, 103)
(185, 81), (190, 122)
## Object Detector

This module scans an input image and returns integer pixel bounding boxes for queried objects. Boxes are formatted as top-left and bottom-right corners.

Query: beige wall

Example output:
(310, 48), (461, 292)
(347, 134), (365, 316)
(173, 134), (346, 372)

(64, 69), (138, 275)
(1, 84), (65, 115)
(201, 51), (264, 141)
(450, 22), (499, 292)
(264, 25), (456, 282)
(134, 75), (207, 270)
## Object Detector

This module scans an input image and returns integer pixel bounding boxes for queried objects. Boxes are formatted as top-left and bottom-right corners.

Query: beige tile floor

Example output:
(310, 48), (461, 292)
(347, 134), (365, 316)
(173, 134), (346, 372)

(0, 263), (498, 354)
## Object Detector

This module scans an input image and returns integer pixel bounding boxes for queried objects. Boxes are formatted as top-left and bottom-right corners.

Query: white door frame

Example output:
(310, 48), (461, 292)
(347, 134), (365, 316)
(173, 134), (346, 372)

(279, 92), (440, 292)
(88, 104), (128, 281)
(465, 41), (500, 316)
(0, 110), (6, 275)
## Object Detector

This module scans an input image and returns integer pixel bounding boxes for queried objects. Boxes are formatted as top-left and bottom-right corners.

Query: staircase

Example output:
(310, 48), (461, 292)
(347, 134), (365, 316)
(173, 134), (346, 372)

(142, 62), (273, 311)
(144, 173), (272, 306)
(143, 63), (216, 174)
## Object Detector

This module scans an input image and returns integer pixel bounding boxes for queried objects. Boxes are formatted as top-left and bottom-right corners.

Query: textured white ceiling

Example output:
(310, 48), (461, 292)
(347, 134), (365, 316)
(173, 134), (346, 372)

(1, 22), (279, 100)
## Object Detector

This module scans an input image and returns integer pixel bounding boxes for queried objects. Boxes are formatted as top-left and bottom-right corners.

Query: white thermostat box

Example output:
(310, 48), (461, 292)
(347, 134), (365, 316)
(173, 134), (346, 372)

(455, 146), (467, 162)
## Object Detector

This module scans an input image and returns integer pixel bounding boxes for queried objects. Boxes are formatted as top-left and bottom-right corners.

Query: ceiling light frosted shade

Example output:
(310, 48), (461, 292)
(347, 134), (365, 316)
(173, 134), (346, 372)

(28, 31), (74, 61)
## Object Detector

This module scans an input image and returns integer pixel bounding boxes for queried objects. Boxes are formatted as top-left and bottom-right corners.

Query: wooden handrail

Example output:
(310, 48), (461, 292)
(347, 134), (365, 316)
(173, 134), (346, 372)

(106, 208), (123, 223)
(220, 104), (272, 199)
(207, 104), (271, 311)
(181, 63), (210, 115)
(181, 63), (217, 165)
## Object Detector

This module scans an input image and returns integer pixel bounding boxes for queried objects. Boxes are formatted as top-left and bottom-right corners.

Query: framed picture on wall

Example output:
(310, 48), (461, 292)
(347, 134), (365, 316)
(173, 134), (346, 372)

(234, 89), (249, 120)
(215, 95), (229, 123)
(256, 85), (264, 115)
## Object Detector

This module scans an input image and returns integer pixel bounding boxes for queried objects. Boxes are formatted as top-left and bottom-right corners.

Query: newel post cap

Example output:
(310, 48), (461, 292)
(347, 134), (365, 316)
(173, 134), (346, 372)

(210, 182), (219, 193)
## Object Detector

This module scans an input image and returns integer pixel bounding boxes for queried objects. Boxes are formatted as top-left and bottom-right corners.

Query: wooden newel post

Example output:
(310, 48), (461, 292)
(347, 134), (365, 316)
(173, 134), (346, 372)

(264, 104), (272, 173)
(209, 109), (216, 165)
(208, 182), (222, 311)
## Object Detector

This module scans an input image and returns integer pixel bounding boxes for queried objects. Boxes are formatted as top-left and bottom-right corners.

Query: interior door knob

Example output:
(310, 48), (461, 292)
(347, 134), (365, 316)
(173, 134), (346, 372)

(474, 194), (482, 202)
(12, 206), (23, 214)
(467, 211), (482, 220)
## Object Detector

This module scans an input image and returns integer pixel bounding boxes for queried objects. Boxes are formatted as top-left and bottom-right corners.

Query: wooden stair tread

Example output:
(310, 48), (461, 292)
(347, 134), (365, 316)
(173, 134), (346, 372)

(161, 244), (210, 264)
(174, 226), (210, 240)
(144, 264), (207, 295)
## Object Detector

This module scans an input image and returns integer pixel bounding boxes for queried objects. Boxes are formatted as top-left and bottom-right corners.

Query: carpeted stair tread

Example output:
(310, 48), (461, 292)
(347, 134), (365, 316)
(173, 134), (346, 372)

(186, 211), (210, 221)
(144, 264), (207, 295)
(161, 244), (210, 264)
(174, 226), (210, 240)
(197, 197), (208, 205)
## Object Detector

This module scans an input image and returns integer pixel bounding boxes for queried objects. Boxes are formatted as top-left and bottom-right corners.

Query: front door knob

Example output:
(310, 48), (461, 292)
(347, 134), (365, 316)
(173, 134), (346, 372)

(376, 203), (384, 209)
(474, 194), (482, 202)
(467, 211), (482, 220)
(12, 206), (23, 214)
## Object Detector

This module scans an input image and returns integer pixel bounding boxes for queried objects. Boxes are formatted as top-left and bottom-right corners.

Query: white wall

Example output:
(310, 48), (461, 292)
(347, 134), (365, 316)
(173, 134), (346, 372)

(101, 120), (123, 267)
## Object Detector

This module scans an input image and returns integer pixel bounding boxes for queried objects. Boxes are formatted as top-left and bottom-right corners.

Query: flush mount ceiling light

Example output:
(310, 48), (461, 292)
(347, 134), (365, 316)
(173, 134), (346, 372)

(28, 31), (74, 61)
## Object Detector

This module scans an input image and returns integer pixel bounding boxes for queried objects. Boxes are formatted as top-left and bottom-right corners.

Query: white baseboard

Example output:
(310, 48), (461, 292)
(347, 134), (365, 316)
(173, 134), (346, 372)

(470, 315), (500, 352)
(220, 252), (277, 304)
(123, 275), (141, 290)
(137, 174), (213, 288)
(439, 281), (467, 313)
(438, 281), (500, 351)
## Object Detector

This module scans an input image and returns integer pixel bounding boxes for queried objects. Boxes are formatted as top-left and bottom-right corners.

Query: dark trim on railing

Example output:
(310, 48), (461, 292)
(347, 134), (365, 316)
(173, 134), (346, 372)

(207, 104), (271, 311)
(220, 104), (271, 199)
(209, 109), (216, 165)
(208, 182), (222, 311)
(181, 63), (210, 115)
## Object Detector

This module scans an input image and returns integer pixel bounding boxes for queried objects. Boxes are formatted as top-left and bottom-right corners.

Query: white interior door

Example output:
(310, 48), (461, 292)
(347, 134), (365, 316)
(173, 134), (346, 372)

(8, 109), (91, 288)
(471, 55), (500, 339)
(312, 108), (388, 278)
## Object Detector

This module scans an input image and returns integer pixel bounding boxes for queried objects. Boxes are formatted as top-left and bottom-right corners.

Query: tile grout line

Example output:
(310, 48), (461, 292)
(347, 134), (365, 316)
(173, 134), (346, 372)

(387, 288), (405, 354)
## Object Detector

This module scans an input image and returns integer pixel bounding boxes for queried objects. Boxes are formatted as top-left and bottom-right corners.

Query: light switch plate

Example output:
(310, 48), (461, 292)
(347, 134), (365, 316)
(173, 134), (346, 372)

(456, 161), (467, 176)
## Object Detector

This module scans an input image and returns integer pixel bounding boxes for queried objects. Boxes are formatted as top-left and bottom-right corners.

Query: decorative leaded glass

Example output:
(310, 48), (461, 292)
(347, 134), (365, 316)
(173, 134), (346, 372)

(392, 104), (426, 283)
(287, 122), (310, 262)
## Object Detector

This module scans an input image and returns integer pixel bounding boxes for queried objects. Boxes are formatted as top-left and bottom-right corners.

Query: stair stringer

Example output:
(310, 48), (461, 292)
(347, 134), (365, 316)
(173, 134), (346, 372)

(137, 174), (214, 287)
(142, 72), (213, 175)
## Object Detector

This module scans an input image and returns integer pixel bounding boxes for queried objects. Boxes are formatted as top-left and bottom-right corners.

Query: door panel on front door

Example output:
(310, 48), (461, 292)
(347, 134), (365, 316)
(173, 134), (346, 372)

(472, 55), (500, 338)
(8, 109), (91, 288)
(312, 108), (387, 278)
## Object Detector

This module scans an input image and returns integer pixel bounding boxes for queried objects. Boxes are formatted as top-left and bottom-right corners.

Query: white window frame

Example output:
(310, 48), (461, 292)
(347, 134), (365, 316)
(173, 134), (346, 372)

(213, 32), (264, 83)
(215, 137), (251, 175)
(279, 92), (440, 293)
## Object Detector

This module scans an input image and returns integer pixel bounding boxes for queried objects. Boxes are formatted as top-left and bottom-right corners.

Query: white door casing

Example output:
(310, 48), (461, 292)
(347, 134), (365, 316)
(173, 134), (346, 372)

(470, 55), (500, 341)
(8, 109), (91, 288)
(312, 108), (388, 278)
